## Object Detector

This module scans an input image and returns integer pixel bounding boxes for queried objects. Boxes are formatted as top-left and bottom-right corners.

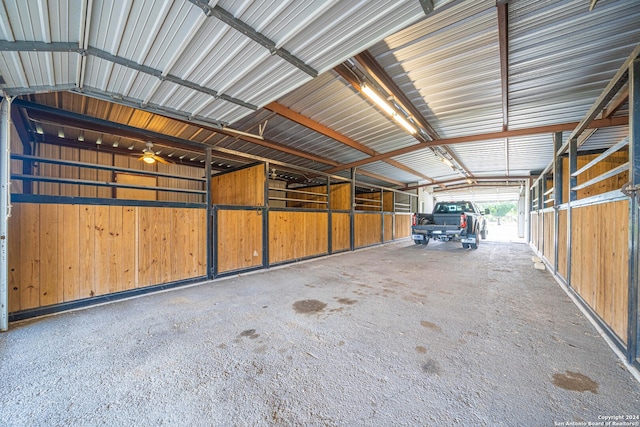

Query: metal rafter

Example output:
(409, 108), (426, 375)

(325, 116), (629, 174)
(497, 2), (509, 132)
(264, 101), (433, 182)
(349, 51), (474, 179)
(0, 41), (257, 111)
(186, 0), (317, 77)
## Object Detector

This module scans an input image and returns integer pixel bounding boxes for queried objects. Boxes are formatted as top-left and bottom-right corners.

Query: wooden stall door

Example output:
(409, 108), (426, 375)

(216, 209), (264, 274)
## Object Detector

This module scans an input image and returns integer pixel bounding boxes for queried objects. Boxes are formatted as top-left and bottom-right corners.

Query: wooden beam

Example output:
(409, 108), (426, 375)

(325, 115), (629, 174)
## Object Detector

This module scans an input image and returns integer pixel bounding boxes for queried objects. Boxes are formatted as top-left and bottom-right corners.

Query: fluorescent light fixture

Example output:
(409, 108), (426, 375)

(58, 130), (65, 138)
(77, 134), (84, 142)
(96, 136), (102, 145)
(466, 178), (473, 184)
(440, 157), (454, 168)
(362, 83), (417, 135)
(393, 114), (417, 134)
(36, 124), (44, 134)
(361, 83), (395, 116)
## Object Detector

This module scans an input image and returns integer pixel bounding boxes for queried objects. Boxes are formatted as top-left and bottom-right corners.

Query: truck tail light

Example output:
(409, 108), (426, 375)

(411, 213), (416, 226)
(460, 213), (467, 229)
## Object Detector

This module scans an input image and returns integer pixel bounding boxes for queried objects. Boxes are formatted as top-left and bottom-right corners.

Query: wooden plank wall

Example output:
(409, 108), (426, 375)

(286, 184), (328, 209)
(26, 144), (203, 202)
(542, 210), (555, 263)
(557, 209), (568, 280)
(383, 213), (393, 242)
(216, 209), (263, 273)
(212, 164), (265, 206)
(394, 214), (411, 239)
(8, 203), (206, 313)
(354, 213), (382, 247)
(562, 151), (628, 199)
(571, 200), (629, 342)
(331, 183), (351, 210)
(269, 211), (328, 264)
(268, 179), (287, 208)
(331, 212), (351, 252)
(383, 192), (394, 212)
(355, 191), (382, 211)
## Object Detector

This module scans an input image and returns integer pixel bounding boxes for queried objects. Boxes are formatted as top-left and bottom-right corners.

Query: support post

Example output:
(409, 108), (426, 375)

(553, 132), (563, 274)
(0, 97), (10, 331)
(350, 167), (356, 251)
(627, 56), (640, 364)
(567, 137), (578, 288)
(327, 176), (332, 254)
(205, 147), (213, 280)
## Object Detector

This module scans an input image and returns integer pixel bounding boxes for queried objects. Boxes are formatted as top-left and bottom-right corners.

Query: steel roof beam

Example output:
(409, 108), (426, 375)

(325, 116), (629, 174)
(186, 0), (317, 77)
(264, 101), (434, 182)
(0, 41), (257, 111)
(351, 50), (474, 180)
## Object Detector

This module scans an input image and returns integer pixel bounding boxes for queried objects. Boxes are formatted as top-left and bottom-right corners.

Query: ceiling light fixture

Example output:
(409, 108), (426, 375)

(361, 83), (417, 135)
(440, 157), (454, 168)
(142, 155), (155, 164)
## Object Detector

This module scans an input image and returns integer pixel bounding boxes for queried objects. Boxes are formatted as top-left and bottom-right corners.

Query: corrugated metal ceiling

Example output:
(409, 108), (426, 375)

(1, 0), (639, 194)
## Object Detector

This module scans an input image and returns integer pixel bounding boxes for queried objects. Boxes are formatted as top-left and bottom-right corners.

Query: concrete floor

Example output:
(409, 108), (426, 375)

(1, 239), (639, 426)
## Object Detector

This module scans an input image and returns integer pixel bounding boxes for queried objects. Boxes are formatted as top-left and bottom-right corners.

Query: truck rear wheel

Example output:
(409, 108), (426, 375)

(471, 242), (478, 249)
(462, 243), (469, 249)
(481, 229), (487, 240)
(422, 237), (430, 246)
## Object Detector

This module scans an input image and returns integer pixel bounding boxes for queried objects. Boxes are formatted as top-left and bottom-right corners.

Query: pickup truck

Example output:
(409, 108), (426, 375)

(411, 201), (488, 249)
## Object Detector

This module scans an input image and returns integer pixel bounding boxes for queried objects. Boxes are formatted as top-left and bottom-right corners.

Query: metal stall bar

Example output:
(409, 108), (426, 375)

(206, 147), (213, 280)
(628, 55), (640, 365)
(0, 98), (9, 331)
(553, 132), (563, 275)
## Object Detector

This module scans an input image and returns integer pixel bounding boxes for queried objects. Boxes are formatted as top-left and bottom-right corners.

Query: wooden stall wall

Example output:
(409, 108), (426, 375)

(331, 212), (351, 252)
(383, 214), (393, 242)
(331, 183), (351, 210)
(216, 209), (263, 273)
(570, 200), (629, 342)
(557, 209), (568, 280)
(562, 151), (628, 199)
(530, 212), (539, 250)
(286, 184), (328, 209)
(269, 211), (328, 264)
(28, 144), (203, 201)
(7, 203), (206, 313)
(383, 192), (394, 212)
(394, 213), (411, 239)
(542, 210), (555, 264)
(356, 191), (382, 211)
(211, 163), (265, 206)
(354, 213), (382, 247)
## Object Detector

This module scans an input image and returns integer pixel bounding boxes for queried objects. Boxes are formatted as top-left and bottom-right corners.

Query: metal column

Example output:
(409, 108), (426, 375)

(627, 56), (640, 364)
(553, 132), (563, 274)
(205, 147), (213, 280)
(566, 137), (578, 288)
(0, 98), (11, 331)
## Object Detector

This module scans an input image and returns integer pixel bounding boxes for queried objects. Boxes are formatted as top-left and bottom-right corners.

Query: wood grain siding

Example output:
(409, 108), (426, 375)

(530, 212), (538, 250)
(7, 203), (206, 313)
(268, 211), (328, 264)
(217, 209), (263, 273)
(383, 192), (394, 212)
(356, 192), (382, 211)
(331, 212), (350, 252)
(557, 209), (568, 280)
(394, 214), (411, 239)
(383, 214), (393, 242)
(542, 211), (555, 263)
(562, 151), (628, 199)
(354, 213), (382, 247)
(331, 183), (351, 210)
(212, 164), (265, 206)
(571, 200), (628, 342)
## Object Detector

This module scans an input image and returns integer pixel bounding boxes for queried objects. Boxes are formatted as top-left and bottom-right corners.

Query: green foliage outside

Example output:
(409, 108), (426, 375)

(477, 201), (517, 222)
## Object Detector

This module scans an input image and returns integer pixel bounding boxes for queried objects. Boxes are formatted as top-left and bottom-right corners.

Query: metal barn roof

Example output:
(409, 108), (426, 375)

(1, 0), (639, 194)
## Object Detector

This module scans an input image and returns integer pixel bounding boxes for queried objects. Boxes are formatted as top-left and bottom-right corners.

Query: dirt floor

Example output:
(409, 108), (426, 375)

(1, 239), (639, 426)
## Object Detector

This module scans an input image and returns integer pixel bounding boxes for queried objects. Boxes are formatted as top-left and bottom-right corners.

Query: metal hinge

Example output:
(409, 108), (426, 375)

(621, 182), (640, 197)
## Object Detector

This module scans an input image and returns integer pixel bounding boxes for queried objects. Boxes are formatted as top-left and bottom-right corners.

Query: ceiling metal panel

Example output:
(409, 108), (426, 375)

(368, 0), (502, 139)
(579, 126), (629, 152)
(508, 0), (640, 129)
